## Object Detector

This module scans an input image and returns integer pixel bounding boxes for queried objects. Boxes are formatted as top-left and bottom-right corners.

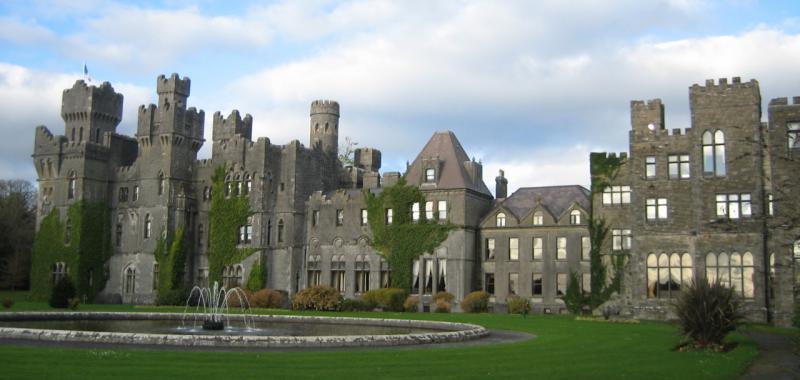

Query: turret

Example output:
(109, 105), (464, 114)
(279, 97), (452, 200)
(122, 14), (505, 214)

(155, 73), (191, 135)
(310, 100), (339, 156)
(61, 80), (123, 144)
(690, 77), (761, 127)
(212, 110), (253, 143)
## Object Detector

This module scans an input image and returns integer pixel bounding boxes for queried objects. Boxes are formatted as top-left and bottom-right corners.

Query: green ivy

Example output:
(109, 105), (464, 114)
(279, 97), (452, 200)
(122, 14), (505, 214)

(208, 165), (257, 286)
(30, 201), (111, 301)
(589, 152), (625, 194)
(564, 271), (589, 314)
(365, 178), (452, 291)
(155, 225), (187, 304)
(245, 254), (265, 292)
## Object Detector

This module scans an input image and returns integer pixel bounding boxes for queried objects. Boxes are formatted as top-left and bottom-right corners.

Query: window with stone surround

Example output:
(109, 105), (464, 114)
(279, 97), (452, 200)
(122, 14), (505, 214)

(361, 209), (368, 226)
(533, 237), (542, 260)
(788, 122), (800, 149)
(412, 202), (420, 222)
(354, 255), (370, 294)
(133, 186), (140, 202)
(668, 154), (690, 179)
(437, 258), (446, 292)
(508, 273), (518, 296)
(557, 237), (567, 260)
(570, 210), (581, 224)
(412, 259), (420, 293)
(702, 130), (726, 176)
(486, 238), (495, 260)
(331, 255), (346, 293)
(485, 273), (495, 295)
(767, 194), (773, 216)
(496, 212), (506, 227)
(385, 208), (393, 225)
(68, 171), (76, 199)
(581, 236), (590, 261)
(336, 209), (344, 226)
(612, 229), (632, 251)
(556, 273), (567, 297)
(646, 253), (693, 299)
(646, 198), (668, 220)
(715, 193), (751, 219)
(706, 252), (754, 298)
(645, 156), (656, 179)
(532, 273), (543, 296)
(509, 238), (519, 260)
(438, 200), (447, 220)
(425, 168), (435, 182)
(425, 201), (433, 220)
(533, 211), (544, 225)
(602, 186), (631, 205)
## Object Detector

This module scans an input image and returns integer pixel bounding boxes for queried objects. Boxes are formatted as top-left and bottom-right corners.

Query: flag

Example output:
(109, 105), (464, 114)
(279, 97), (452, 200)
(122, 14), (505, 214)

(83, 64), (88, 76)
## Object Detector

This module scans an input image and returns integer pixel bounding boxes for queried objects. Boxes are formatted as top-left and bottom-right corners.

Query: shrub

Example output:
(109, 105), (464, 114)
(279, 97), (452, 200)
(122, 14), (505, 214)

(292, 285), (342, 311)
(157, 288), (189, 306)
(340, 298), (374, 312)
(361, 288), (408, 312)
(249, 289), (284, 309)
(674, 280), (744, 348)
(564, 271), (590, 315)
(507, 295), (530, 314)
(460, 291), (490, 313)
(68, 297), (81, 310)
(2, 298), (13, 309)
(403, 295), (419, 312)
(434, 298), (451, 313)
(49, 276), (76, 308)
(226, 289), (253, 308)
(433, 291), (454, 304)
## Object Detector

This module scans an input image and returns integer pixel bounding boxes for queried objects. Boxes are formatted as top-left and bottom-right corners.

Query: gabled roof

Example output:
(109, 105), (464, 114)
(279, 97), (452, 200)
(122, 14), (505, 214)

(499, 185), (590, 220)
(405, 131), (492, 196)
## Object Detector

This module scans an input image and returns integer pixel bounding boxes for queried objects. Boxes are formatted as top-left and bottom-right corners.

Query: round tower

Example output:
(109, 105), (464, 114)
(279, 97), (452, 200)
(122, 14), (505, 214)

(309, 100), (339, 155)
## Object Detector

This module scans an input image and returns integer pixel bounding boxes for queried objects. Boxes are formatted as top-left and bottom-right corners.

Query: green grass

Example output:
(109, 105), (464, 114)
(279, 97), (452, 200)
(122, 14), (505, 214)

(0, 291), (758, 380)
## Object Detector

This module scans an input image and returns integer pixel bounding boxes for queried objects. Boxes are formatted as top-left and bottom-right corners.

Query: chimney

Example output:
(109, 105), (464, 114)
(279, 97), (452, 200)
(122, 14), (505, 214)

(495, 170), (508, 199)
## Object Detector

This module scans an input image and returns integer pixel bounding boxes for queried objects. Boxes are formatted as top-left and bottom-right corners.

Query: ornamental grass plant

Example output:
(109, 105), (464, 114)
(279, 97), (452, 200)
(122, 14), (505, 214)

(674, 279), (744, 349)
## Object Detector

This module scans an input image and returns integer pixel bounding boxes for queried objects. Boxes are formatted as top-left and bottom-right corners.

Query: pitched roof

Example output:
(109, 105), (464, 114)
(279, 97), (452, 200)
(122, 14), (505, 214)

(499, 185), (590, 220)
(405, 131), (492, 196)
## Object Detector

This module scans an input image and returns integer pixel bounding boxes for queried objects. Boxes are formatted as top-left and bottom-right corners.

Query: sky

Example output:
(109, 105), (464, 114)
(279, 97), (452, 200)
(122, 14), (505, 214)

(1, 0), (799, 196)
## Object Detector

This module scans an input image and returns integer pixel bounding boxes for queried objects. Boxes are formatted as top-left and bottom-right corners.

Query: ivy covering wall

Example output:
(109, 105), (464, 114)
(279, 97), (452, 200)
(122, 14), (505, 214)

(208, 166), (258, 286)
(155, 226), (187, 304)
(30, 201), (111, 301)
(365, 178), (451, 291)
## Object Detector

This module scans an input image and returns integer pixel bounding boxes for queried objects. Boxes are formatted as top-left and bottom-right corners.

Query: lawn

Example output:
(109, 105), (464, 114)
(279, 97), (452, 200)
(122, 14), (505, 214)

(0, 291), (758, 380)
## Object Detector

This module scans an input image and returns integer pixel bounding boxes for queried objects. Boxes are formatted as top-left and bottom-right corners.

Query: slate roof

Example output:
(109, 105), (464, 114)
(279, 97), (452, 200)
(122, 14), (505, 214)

(499, 185), (590, 220)
(405, 131), (492, 197)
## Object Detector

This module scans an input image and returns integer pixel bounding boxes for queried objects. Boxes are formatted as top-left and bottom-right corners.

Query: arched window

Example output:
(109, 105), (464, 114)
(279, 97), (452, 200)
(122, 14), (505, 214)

(71, 128), (76, 141)
(331, 255), (346, 293)
(355, 255), (370, 293)
(496, 212), (506, 227)
(67, 171), (76, 199)
(702, 130), (726, 176)
(235, 174), (242, 196)
(646, 252), (693, 298)
(244, 174), (252, 195)
(380, 258), (391, 288)
(144, 214), (152, 239)
(152, 263), (159, 291)
(115, 222), (122, 247)
(235, 265), (243, 288)
(307, 254), (321, 287)
(437, 258), (447, 292)
(570, 210), (581, 225)
(51, 262), (67, 285)
(706, 252), (754, 298)
(79, 127), (84, 142)
(158, 172), (165, 195)
(64, 219), (72, 245)
(124, 266), (136, 295)
(533, 211), (543, 226)
(277, 219), (284, 243)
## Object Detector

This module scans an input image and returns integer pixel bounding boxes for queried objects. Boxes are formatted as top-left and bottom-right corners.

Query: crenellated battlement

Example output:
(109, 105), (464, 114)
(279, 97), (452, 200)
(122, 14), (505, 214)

(630, 99), (663, 112)
(691, 76), (758, 93)
(769, 96), (800, 107)
(156, 73), (190, 96)
(310, 99), (340, 116)
(196, 159), (214, 168)
(61, 80), (123, 122)
(185, 107), (205, 139)
(212, 110), (252, 142)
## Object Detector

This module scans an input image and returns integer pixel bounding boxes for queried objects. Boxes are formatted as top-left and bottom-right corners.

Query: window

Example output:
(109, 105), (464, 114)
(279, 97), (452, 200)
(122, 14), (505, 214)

(425, 168), (435, 182)
(788, 122), (800, 149)
(118, 187), (128, 202)
(238, 224), (252, 244)
(508, 273), (518, 296)
(124, 266), (136, 295)
(702, 130), (726, 176)
(144, 214), (152, 239)
(133, 186), (139, 202)
(380, 258), (391, 288)
(153, 263), (159, 291)
(277, 220), (284, 243)
(115, 223), (122, 247)
(312, 210), (319, 227)
(234, 266), (243, 287)
(602, 186), (631, 205)
(331, 255), (346, 293)
(412, 202), (420, 222)
(793, 240), (800, 259)
(485, 273), (495, 295)
(769, 253), (776, 300)
(706, 252), (754, 298)
(355, 255), (370, 294)
(68, 172), (76, 199)
(266, 220), (272, 245)
(612, 229), (632, 251)
(412, 259), (420, 293)
(307, 255), (321, 287)
(496, 212), (506, 227)
(581, 236), (590, 261)
(532, 237), (542, 260)
(385, 208), (393, 225)
(423, 259), (434, 294)
(570, 210), (581, 224)
(646, 198), (668, 220)
(533, 211), (543, 225)
(198, 224), (204, 248)
(203, 187), (210, 201)
(51, 262), (67, 285)
(581, 273), (591, 295)
(336, 209), (344, 226)
(437, 258), (446, 292)
(361, 209), (368, 226)
(767, 194), (773, 216)
(438, 200), (447, 220)
(557, 237), (567, 260)
(158, 172), (165, 195)
(244, 174), (252, 194)
(715, 194), (751, 219)
(509, 238), (519, 260)
(425, 201), (434, 220)
(668, 155), (691, 179)
(556, 273), (567, 297)
(646, 253), (693, 298)
(486, 238), (495, 260)
(645, 156), (656, 178)
(532, 273), (543, 296)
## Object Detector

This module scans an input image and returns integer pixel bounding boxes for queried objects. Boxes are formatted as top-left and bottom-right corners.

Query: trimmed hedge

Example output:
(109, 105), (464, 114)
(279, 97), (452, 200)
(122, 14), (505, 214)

(361, 288), (408, 312)
(460, 291), (490, 313)
(292, 286), (342, 311)
(249, 289), (284, 309)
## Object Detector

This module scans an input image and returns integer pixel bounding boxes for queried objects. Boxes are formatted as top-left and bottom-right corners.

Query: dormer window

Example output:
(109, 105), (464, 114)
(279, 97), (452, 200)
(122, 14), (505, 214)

(496, 212), (506, 227)
(533, 211), (543, 226)
(570, 210), (581, 225)
(425, 168), (435, 182)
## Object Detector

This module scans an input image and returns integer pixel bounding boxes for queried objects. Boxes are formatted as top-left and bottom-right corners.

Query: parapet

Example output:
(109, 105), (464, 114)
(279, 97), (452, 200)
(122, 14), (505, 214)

(769, 96), (800, 107)
(156, 73), (191, 96)
(212, 110), (252, 142)
(630, 98), (665, 132)
(690, 77), (760, 99)
(354, 147), (381, 171)
(310, 100), (340, 116)
(61, 80), (123, 123)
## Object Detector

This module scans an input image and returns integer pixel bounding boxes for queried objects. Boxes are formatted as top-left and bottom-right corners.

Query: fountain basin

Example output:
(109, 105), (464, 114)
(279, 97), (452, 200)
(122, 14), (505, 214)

(0, 312), (488, 349)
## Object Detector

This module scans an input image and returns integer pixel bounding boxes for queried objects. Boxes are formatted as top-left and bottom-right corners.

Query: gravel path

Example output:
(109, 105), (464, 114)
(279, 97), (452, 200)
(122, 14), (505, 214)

(738, 331), (800, 380)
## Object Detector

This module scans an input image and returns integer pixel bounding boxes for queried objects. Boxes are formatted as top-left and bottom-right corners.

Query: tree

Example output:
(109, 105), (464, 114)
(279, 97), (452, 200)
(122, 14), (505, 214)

(338, 136), (358, 166)
(0, 179), (36, 290)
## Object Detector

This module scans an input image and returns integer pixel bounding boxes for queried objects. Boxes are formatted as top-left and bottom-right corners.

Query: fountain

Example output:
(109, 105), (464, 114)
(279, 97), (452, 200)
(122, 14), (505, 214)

(182, 282), (253, 331)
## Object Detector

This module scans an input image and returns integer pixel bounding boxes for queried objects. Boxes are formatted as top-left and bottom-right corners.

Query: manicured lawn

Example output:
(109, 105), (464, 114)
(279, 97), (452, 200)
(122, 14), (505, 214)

(0, 291), (758, 380)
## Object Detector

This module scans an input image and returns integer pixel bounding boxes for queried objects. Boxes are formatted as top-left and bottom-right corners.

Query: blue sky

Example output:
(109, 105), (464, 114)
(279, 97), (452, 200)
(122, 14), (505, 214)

(1, 0), (799, 194)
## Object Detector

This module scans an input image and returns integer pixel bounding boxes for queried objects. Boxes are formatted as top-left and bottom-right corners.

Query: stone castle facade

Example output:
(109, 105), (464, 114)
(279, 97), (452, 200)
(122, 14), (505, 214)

(31, 74), (799, 326)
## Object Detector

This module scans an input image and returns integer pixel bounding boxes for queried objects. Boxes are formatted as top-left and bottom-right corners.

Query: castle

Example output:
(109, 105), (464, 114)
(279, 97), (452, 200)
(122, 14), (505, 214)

(31, 74), (799, 326)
